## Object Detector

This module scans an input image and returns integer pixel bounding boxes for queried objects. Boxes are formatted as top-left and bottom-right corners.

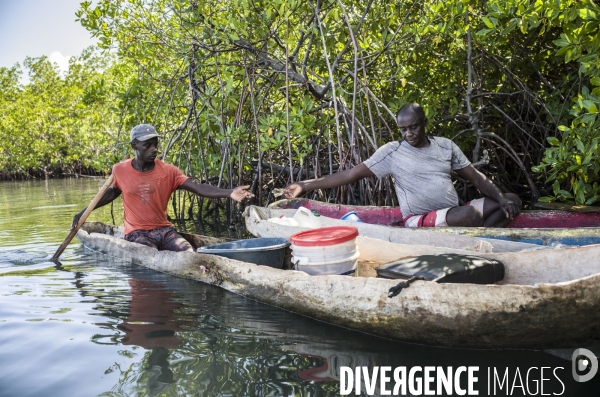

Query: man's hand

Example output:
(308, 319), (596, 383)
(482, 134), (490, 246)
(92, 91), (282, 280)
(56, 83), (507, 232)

(71, 210), (85, 230)
(498, 197), (520, 220)
(284, 183), (305, 199)
(230, 185), (254, 202)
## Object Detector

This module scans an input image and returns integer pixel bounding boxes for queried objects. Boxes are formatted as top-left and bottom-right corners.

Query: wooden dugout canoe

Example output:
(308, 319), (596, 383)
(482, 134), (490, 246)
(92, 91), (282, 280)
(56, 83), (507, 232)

(270, 198), (600, 246)
(77, 222), (600, 348)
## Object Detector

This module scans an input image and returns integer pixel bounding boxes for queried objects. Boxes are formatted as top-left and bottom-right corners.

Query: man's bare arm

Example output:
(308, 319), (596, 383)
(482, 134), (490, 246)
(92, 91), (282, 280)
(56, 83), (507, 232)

(284, 163), (375, 199)
(179, 179), (254, 202)
(71, 186), (122, 228)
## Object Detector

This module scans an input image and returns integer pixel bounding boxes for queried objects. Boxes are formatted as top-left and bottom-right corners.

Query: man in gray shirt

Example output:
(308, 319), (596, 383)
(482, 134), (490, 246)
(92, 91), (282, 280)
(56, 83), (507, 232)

(284, 103), (521, 227)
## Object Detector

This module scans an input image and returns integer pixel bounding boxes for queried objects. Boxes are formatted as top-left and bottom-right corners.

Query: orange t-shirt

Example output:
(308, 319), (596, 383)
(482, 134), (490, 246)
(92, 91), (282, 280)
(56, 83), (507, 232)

(112, 159), (189, 235)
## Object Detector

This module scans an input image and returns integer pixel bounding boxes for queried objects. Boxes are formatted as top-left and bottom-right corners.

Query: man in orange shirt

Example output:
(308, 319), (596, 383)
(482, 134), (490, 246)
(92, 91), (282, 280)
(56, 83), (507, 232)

(72, 124), (254, 252)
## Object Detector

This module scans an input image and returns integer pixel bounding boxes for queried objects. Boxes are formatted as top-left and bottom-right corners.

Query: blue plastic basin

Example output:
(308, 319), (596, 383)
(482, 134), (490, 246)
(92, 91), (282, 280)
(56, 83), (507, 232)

(197, 237), (290, 269)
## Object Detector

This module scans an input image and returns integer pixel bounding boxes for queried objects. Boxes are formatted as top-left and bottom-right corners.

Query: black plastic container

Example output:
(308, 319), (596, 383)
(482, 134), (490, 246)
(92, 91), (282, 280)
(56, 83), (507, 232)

(197, 238), (290, 269)
(375, 254), (505, 284)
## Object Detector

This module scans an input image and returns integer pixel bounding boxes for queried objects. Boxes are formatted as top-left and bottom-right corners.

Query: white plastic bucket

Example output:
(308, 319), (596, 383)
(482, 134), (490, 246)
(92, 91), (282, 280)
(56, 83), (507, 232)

(289, 226), (359, 275)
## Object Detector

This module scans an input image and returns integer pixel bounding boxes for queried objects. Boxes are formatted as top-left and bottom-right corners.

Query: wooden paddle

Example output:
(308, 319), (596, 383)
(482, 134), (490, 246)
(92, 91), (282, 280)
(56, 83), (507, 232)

(51, 174), (114, 261)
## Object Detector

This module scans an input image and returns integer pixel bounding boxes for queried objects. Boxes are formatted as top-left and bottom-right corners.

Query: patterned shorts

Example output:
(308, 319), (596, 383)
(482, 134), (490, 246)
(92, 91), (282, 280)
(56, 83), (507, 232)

(404, 198), (486, 228)
(125, 226), (193, 252)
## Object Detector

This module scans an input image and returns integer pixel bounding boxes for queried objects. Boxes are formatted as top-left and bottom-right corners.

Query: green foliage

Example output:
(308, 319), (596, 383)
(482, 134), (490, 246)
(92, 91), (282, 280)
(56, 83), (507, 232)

(533, 88), (600, 205)
(4, 0), (600, 209)
(71, 0), (600, 203)
(484, 0), (600, 204)
(0, 49), (123, 176)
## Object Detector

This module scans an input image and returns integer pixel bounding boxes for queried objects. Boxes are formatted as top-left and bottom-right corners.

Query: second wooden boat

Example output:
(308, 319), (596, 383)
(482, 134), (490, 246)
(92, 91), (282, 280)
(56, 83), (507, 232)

(269, 198), (600, 246)
(245, 206), (540, 252)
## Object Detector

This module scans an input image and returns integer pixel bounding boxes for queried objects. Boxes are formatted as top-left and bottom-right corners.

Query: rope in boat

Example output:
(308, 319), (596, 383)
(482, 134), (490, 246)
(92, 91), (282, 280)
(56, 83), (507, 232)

(388, 276), (428, 298)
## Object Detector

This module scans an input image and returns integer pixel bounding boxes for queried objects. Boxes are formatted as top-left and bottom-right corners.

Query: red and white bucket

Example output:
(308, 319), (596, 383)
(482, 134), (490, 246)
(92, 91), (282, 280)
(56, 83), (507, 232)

(289, 226), (359, 275)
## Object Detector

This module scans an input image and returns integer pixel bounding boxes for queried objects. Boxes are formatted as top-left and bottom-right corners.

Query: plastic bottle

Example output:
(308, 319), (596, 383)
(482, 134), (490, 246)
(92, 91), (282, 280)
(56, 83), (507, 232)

(268, 216), (299, 226)
(293, 206), (323, 228)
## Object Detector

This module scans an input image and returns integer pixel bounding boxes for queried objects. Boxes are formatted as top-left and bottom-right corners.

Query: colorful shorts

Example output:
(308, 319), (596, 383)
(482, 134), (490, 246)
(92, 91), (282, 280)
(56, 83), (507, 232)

(404, 198), (486, 228)
(125, 226), (193, 252)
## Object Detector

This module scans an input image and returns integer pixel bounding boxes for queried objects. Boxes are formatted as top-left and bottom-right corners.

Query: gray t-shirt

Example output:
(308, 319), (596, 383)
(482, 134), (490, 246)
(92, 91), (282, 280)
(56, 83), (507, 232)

(363, 137), (471, 217)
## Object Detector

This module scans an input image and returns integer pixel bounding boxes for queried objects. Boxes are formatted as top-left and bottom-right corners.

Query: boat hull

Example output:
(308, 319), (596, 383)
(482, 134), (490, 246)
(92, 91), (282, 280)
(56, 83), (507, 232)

(270, 199), (600, 246)
(77, 222), (600, 348)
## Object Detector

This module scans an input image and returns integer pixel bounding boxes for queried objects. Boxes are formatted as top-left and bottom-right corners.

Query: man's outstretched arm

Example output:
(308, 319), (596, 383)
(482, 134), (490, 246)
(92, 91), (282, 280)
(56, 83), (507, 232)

(284, 163), (375, 199)
(71, 186), (123, 228)
(179, 179), (254, 202)
(454, 165), (520, 219)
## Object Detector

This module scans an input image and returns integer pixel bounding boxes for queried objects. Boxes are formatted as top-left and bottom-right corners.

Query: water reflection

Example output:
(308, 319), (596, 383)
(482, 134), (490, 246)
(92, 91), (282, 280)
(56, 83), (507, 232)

(78, 258), (597, 396)
(101, 279), (190, 395)
(1, 179), (600, 396)
(88, 265), (332, 396)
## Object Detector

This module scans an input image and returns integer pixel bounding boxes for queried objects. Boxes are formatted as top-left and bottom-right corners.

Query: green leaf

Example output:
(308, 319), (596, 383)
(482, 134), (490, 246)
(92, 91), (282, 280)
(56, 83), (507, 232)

(558, 189), (573, 198)
(501, 18), (519, 35)
(531, 165), (545, 173)
(552, 36), (570, 47)
(576, 189), (586, 204)
(553, 180), (560, 195)
(547, 137), (561, 146)
(580, 114), (597, 124)
(578, 54), (597, 63)
(537, 196), (556, 203)
(555, 46), (572, 57)
(578, 9), (597, 20)
(582, 100), (595, 110)
(482, 17), (494, 29)
(476, 28), (495, 37)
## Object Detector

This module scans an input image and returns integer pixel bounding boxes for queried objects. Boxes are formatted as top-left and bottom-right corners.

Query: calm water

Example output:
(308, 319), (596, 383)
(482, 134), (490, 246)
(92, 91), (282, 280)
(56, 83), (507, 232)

(0, 179), (598, 397)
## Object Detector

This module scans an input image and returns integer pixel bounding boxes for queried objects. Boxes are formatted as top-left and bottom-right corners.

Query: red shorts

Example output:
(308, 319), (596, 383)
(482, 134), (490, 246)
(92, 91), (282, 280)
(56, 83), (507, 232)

(404, 198), (486, 228)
